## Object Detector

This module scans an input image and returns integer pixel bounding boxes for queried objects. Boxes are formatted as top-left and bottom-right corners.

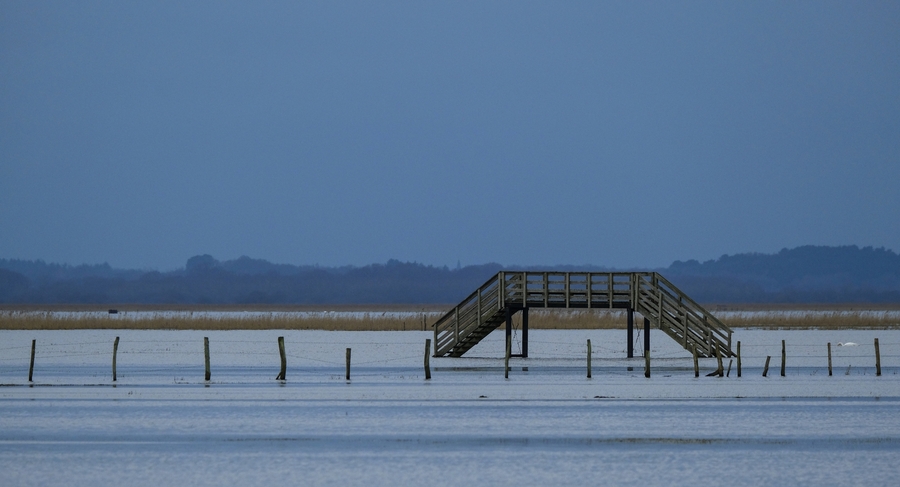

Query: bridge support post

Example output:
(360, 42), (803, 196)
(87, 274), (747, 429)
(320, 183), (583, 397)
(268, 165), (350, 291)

(627, 308), (634, 358)
(505, 307), (512, 349)
(505, 307), (529, 358)
(521, 307), (528, 358)
(643, 317), (650, 357)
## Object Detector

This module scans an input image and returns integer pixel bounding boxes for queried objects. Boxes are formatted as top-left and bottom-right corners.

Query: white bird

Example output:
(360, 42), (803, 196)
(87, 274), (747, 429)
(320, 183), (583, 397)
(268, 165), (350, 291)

(837, 342), (859, 347)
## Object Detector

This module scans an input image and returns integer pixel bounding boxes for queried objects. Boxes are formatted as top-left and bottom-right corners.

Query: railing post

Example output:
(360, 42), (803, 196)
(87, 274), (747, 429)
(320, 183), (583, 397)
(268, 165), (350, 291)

(613, 273), (618, 309)
(477, 289), (482, 327)
(587, 272), (593, 308)
(565, 272), (570, 308)
(657, 286), (663, 330)
(521, 272), (526, 307)
(454, 306), (460, 344)
(499, 272), (505, 309)
(543, 272), (548, 307)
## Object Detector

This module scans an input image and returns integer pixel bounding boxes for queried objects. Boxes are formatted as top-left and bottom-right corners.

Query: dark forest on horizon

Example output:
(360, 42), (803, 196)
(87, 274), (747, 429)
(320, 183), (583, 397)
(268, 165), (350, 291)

(1, 245), (899, 305)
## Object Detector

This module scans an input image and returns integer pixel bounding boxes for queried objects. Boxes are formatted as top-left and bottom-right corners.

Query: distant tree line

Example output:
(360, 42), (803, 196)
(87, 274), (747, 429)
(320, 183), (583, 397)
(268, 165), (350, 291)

(1, 246), (899, 304)
(665, 245), (900, 303)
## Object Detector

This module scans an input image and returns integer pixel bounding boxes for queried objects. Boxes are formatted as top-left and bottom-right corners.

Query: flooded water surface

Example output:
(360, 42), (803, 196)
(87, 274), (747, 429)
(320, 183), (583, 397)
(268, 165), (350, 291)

(2, 329), (899, 486)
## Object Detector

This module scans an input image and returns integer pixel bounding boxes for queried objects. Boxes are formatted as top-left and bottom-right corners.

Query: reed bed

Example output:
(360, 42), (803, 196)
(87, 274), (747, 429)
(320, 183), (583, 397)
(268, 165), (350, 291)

(2, 308), (899, 331)
(0, 311), (436, 331)
(715, 310), (900, 329)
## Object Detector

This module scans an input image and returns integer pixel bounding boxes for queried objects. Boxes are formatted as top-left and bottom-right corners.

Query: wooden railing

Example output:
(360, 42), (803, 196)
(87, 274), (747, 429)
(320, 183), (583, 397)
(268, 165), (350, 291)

(433, 271), (733, 358)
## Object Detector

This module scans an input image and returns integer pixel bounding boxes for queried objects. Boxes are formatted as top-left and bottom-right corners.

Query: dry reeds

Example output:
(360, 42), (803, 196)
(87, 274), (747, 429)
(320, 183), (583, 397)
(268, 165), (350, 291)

(0, 311), (437, 331)
(714, 310), (900, 329)
(2, 307), (899, 331)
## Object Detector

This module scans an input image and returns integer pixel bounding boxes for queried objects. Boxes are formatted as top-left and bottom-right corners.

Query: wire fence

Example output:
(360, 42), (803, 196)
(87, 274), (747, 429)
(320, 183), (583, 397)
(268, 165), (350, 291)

(1, 329), (898, 383)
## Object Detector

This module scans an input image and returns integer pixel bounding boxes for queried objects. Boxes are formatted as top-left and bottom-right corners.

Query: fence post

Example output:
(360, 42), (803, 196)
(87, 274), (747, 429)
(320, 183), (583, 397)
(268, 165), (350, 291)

(693, 345), (699, 378)
(424, 339), (431, 380)
(781, 340), (786, 377)
(763, 356), (771, 377)
(644, 349), (650, 378)
(827, 342), (833, 376)
(715, 346), (724, 377)
(736, 341), (742, 378)
(587, 339), (592, 379)
(505, 334), (511, 379)
(204, 337), (211, 381)
(875, 338), (881, 377)
(275, 336), (286, 380)
(112, 336), (119, 382)
(345, 348), (351, 381)
(28, 339), (35, 382)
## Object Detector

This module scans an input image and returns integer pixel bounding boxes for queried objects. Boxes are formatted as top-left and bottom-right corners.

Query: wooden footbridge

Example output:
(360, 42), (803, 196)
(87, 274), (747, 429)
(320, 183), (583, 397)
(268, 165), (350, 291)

(433, 271), (733, 359)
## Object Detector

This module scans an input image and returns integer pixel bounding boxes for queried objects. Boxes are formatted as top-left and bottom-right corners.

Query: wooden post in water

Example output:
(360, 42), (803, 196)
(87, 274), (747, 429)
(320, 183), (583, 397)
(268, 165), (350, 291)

(715, 346), (724, 377)
(586, 339), (592, 379)
(345, 348), (351, 381)
(726, 360), (733, 378)
(275, 336), (286, 380)
(424, 339), (431, 380)
(28, 339), (35, 382)
(763, 356), (771, 377)
(644, 349), (650, 378)
(827, 343), (833, 376)
(736, 341), (742, 378)
(692, 345), (699, 378)
(875, 338), (881, 377)
(112, 336), (119, 382)
(204, 337), (211, 381)
(780, 340), (786, 377)
(504, 334), (511, 379)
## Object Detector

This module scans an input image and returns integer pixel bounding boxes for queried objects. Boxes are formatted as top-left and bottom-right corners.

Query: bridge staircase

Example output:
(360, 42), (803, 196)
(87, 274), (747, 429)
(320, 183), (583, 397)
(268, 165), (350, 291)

(432, 271), (733, 359)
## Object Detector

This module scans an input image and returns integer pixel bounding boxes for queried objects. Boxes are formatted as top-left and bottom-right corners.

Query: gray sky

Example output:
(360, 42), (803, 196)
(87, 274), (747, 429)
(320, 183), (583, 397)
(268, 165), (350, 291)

(2, 1), (898, 271)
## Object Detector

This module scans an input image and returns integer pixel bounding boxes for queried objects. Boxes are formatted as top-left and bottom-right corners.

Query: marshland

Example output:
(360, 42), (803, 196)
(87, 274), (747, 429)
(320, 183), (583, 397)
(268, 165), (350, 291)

(3, 303), (899, 330)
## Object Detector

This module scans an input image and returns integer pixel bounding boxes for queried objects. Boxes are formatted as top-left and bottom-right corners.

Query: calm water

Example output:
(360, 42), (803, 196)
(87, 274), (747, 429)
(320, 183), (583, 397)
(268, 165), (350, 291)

(2, 329), (899, 486)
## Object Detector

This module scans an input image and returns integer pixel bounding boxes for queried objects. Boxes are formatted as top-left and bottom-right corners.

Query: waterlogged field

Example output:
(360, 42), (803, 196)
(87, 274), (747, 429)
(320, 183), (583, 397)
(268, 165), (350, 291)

(2, 327), (900, 486)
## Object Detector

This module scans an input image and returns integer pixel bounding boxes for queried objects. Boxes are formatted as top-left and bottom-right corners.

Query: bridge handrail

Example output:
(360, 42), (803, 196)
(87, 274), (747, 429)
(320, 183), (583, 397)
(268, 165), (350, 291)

(652, 272), (733, 334)
(433, 273), (503, 354)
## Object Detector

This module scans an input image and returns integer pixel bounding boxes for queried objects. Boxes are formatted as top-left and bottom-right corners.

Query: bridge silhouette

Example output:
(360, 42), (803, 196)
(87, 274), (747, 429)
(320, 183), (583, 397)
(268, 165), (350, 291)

(432, 271), (733, 359)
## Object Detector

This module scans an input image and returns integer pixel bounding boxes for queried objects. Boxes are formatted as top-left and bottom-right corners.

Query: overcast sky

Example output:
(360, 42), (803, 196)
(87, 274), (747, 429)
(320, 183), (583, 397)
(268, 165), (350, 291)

(2, 1), (898, 271)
